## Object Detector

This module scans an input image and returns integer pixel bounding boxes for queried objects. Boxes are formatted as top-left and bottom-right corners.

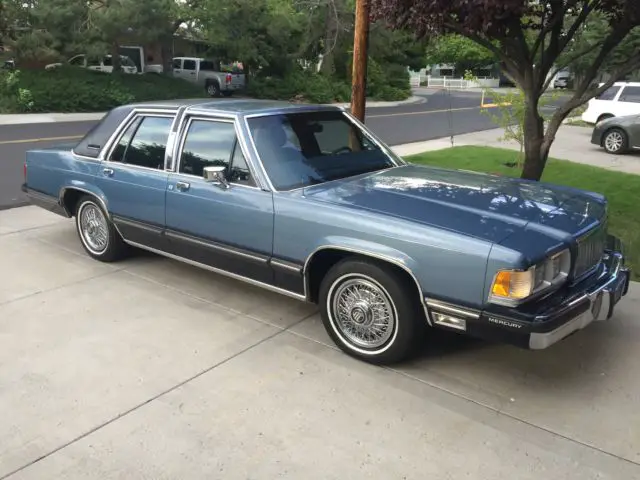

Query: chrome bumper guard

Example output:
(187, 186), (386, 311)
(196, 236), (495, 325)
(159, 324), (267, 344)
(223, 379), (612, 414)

(529, 249), (630, 350)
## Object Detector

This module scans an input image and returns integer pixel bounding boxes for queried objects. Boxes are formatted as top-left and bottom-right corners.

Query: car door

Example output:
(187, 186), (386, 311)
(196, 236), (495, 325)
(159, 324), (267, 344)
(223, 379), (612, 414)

(180, 59), (198, 84)
(164, 116), (275, 284)
(587, 85), (622, 120)
(96, 112), (174, 249)
(171, 58), (183, 79)
(616, 86), (640, 118)
(627, 115), (640, 148)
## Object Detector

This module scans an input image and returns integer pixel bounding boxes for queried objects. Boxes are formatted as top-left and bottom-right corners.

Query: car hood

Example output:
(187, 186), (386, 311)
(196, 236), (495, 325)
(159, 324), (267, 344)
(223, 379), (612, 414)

(304, 164), (606, 245)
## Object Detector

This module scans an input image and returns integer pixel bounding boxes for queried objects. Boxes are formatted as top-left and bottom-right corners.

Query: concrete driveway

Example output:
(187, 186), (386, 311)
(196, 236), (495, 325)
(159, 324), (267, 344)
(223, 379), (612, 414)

(1, 207), (639, 479)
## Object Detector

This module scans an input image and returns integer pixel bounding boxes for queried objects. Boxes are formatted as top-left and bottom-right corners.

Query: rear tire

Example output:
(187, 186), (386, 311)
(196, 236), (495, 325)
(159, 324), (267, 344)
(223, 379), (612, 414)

(206, 82), (221, 97)
(318, 258), (425, 365)
(603, 128), (628, 155)
(75, 195), (128, 262)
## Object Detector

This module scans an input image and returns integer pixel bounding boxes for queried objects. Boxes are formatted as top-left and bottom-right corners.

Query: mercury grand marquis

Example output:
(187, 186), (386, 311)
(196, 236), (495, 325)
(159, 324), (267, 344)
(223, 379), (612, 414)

(21, 99), (631, 364)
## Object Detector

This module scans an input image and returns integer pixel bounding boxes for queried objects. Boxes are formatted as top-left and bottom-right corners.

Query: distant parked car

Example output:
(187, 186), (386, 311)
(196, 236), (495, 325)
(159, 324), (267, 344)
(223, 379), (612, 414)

(553, 73), (573, 89)
(45, 54), (138, 74)
(582, 82), (640, 124)
(21, 99), (630, 364)
(591, 114), (640, 154)
(172, 57), (245, 97)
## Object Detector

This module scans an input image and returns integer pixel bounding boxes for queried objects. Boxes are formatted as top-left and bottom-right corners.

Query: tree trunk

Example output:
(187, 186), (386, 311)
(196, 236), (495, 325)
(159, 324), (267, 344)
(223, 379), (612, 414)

(520, 95), (548, 181)
(111, 42), (121, 73)
(319, 3), (337, 76)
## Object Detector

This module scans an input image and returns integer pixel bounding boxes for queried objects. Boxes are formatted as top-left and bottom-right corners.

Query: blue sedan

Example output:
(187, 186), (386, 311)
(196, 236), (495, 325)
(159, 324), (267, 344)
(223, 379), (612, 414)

(21, 99), (630, 364)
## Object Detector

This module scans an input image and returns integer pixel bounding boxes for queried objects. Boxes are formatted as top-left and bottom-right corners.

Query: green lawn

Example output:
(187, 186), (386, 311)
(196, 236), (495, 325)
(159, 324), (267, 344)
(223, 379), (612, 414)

(407, 146), (639, 280)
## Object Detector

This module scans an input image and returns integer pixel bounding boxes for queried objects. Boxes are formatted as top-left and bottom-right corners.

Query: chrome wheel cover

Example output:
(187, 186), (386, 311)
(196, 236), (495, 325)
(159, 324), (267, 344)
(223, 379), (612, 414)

(605, 131), (624, 152)
(79, 203), (109, 254)
(328, 275), (396, 350)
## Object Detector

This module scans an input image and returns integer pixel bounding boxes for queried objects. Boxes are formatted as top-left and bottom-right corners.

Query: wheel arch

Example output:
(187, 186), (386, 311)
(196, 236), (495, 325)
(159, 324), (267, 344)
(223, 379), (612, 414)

(303, 244), (430, 325)
(597, 113), (614, 124)
(58, 184), (110, 218)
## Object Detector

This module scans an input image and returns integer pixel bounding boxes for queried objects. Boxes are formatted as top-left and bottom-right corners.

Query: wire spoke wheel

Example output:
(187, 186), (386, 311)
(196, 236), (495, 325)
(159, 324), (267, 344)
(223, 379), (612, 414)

(79, 203), (109, 254)
(330, 276), (396, 350)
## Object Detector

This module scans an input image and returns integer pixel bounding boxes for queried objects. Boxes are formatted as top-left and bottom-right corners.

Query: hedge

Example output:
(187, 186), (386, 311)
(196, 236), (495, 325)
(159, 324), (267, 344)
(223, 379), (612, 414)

(247, 61), (412, 104)
(0, 66), (207, 113)
(0, 61), (412, 113)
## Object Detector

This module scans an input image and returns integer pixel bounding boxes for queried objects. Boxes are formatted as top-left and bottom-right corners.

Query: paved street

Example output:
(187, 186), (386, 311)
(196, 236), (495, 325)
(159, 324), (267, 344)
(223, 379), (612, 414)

(0, 89), (568, 210)
(1, 206), (639, 479)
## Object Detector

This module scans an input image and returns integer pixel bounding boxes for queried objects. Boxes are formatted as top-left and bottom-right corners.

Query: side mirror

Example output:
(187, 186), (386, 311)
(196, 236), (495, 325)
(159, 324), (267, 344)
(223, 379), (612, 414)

(203, 165), (229, 189)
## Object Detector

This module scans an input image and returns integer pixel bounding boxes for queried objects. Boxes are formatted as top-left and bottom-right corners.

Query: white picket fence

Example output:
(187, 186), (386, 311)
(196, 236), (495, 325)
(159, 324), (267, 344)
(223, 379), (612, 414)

(424, 76), (500, 89)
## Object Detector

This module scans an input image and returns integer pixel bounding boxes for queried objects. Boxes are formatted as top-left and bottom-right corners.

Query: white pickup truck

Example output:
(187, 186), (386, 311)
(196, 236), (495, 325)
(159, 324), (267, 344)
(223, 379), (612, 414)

(172, 57), (246, 97)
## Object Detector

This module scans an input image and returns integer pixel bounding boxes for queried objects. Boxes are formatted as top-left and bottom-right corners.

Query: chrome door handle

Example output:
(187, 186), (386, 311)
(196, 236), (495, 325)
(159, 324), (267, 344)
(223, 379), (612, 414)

(102, 168), (114, 177)
(176, 181), (190, 192)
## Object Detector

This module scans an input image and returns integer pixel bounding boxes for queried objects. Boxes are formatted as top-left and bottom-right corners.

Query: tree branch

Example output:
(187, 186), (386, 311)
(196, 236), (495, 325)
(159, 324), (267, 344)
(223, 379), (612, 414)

(541, 39), (606, 92)
(444, 22), (525, 85)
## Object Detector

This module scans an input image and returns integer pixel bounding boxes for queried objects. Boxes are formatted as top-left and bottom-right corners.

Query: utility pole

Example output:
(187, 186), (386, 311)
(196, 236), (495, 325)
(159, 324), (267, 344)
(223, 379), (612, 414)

(350, 0), (369, 122)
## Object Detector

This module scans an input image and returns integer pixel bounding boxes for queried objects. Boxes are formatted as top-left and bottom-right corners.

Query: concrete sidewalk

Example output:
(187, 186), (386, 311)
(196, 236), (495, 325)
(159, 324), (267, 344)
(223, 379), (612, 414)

(392, 124), (640, 175)
(0, 96), (426, 126)
(1, 206), (640, 479)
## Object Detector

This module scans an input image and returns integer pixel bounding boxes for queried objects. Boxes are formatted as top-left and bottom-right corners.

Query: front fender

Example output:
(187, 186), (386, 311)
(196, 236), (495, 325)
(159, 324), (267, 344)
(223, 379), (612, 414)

(303, 236), (421, 277)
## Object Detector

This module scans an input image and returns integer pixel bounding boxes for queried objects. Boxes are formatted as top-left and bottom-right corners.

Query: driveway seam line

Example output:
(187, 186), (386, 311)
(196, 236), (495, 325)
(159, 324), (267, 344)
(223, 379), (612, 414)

(121, 267), (317, 330)
(390, 368), (640, 468)
(0, 313), (315, 480)
(0, 268), (123, 308)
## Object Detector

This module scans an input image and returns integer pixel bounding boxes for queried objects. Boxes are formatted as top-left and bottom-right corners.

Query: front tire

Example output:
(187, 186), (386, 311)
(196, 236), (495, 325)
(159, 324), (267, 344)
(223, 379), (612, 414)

(603, 128), (628, 155)
(75, 195), (128, 262)
(319, 258), (424, 364)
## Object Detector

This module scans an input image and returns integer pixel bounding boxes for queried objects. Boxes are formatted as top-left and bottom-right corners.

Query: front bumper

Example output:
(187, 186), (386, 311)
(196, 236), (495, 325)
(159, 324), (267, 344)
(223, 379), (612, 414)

(427, 235), (631, 350)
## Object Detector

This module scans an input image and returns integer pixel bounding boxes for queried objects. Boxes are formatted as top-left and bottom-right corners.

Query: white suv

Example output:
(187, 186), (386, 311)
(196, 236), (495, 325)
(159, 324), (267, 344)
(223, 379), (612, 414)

(582, 82), (640, 124)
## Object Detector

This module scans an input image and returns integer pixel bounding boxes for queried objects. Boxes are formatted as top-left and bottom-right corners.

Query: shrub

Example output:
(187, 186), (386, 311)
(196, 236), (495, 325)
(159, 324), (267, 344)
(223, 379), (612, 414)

(247, 70), (352, 104)
(0, 66), (207, 113)
(247, 61), (411, 105)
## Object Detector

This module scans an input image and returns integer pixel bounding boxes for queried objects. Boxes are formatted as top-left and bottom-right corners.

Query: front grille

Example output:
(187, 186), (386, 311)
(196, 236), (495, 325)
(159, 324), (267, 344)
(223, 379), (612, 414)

(574, 224), (606, 279)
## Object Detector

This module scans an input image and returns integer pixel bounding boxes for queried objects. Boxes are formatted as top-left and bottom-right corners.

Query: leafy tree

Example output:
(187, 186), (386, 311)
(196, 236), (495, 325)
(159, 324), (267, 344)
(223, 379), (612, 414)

(11, 0), (180, 70)
(425, 34), (497, 74)
(370, 0), (640, 180)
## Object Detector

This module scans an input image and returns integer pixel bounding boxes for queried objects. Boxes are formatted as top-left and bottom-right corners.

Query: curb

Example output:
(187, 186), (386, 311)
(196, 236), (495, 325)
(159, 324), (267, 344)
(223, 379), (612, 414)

(0, 96), (427, 126)
(0, 112), (106, 126)
(334, 95), (426, 109)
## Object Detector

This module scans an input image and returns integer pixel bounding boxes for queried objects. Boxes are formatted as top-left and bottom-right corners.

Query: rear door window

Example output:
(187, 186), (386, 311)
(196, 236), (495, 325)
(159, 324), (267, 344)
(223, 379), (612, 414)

(109, 115), (173, 170)
(596, 86), (621, 101)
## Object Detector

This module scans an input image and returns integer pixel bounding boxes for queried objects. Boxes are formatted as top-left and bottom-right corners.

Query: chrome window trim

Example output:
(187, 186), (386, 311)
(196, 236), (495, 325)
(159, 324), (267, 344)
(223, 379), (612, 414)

(173, 114), (262, 190)
(99, 108), (178, 161)
(302, 245), (431, 326)
(242, 109), (404, 194)
(102, 111), (176, 173)
(241, 115), (277, 192)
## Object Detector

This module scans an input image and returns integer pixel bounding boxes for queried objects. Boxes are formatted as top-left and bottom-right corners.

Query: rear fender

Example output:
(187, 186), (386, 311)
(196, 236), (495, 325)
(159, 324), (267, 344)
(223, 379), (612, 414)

(58, 182), (110, 217)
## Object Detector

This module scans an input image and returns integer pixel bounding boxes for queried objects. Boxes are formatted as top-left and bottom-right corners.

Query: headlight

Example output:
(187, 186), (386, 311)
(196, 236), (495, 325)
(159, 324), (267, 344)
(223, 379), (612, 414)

(490, 249), (571, 305)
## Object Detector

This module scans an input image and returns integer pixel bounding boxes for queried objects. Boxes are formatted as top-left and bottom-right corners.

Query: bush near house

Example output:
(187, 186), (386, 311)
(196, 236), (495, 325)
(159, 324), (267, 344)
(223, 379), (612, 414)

(247, 61), (411, 104)
(0, 66), (208, 113)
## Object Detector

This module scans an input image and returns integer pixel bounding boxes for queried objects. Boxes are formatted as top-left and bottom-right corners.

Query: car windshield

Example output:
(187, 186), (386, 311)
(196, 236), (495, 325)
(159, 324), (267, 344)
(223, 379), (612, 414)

(247, 111), (397, 191)
(121, 56), (136, 68)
